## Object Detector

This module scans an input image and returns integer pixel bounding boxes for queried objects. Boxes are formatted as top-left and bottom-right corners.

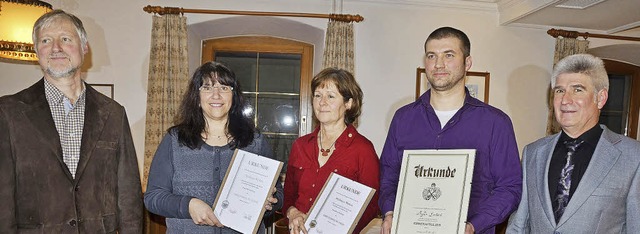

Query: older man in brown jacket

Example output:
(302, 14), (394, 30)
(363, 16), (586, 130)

(0, 10), (142, 233)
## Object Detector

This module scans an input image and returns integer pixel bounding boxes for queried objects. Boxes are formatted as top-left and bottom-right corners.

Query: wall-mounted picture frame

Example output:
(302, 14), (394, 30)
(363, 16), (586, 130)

(89, 84), (114, 99)
(416, 68), (490, 103)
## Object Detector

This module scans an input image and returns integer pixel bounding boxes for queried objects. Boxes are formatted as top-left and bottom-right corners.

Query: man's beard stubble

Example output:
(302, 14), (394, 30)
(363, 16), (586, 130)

(46, 58), (80, 79)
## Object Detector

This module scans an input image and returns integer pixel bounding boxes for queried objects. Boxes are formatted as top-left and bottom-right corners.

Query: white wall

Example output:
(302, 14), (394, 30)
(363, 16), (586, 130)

(349, 2), (554, 155)
(0, 0), (557, 177)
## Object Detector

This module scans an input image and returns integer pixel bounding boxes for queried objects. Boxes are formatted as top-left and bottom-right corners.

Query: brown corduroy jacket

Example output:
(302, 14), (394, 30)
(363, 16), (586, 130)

(0, 79), (143, 233)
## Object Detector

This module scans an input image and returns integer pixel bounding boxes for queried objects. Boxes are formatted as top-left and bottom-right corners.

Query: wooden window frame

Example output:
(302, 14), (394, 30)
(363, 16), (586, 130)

(202, 36), (314, 135)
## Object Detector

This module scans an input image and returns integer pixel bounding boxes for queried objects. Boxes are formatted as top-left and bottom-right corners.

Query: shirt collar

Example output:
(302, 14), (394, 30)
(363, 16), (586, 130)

(560, 124), (603, 148)
(306, 124), (357, 147)
(43, 78), (87, 106)
(44, 78), (66, 105)
(418, 87), (484, 109)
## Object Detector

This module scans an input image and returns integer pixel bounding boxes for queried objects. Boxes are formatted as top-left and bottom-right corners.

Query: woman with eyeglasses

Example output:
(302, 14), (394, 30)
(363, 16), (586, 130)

(283, 68), (380, 234)
(145, 61), (283, 233)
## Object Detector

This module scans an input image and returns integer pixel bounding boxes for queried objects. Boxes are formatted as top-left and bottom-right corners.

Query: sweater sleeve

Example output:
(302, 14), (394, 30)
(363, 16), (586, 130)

(144, 133), (194, 219)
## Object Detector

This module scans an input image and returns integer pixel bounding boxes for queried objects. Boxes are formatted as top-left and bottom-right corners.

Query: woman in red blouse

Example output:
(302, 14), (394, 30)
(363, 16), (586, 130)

(283, 68), (380, 234)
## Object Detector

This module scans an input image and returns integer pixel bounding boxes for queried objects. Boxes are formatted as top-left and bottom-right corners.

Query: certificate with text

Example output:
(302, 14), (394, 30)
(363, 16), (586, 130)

(304, 173), (375, 234)
(391, 149), (475, 234)
(212, 149), (283, 234)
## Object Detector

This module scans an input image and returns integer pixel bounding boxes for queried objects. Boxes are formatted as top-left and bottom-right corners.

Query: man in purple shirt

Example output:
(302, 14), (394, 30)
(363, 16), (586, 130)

(379, 27), (522, 234)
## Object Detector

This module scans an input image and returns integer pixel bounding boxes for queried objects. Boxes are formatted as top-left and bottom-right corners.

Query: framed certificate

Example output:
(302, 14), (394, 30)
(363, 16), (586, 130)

(304, 173), (376, 234)
(212, 149), (283, 234)
(391, 149), (476, 234)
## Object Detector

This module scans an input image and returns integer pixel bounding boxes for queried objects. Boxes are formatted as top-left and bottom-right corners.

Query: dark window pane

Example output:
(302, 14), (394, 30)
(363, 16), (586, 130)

(602, 74), (627, 112)
(599, 112), (623, 134)
(258, 53), (301, 93)
(600, 74), (631, 135)
(215, 52), (258, 92)
(264, 134), (297, 170)
(243, 95), (258, 124)
(256, 94), (299, 134)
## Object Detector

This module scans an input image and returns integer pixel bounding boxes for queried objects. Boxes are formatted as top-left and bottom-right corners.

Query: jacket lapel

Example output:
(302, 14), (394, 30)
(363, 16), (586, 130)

(74, 86), (110, 180)
(22, 81), (73, 180)
(557, 127), (622, 226)
(535, 134), (560, 227)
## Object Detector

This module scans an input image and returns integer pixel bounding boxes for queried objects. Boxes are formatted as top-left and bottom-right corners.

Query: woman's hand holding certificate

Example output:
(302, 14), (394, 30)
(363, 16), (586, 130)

(287, 207), (309, 234)
(212, 149), (283, 233)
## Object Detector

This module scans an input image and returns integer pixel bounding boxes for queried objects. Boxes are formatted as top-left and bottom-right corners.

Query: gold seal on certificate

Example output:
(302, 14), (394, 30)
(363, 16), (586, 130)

(212, 149), (283, 234)
(391, 149), (475, 234)
(304, 173), (375, 234)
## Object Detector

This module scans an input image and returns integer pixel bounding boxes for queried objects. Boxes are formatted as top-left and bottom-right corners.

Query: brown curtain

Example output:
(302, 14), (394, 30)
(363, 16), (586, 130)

(143, 14), (189, 191)
(546, 37), (589, 135)
(322, 20), (354, 73)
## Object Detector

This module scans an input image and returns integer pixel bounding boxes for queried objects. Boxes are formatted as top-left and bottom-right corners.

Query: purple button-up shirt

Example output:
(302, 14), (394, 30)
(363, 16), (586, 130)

(379, 90), (522, 233)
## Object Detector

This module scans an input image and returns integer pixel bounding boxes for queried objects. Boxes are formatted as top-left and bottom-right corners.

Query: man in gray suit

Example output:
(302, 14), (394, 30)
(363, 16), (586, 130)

(507, 53), (640, 233)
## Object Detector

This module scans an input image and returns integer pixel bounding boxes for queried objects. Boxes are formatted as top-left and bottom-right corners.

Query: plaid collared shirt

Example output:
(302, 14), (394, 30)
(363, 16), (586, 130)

(44, 79), (86, 178)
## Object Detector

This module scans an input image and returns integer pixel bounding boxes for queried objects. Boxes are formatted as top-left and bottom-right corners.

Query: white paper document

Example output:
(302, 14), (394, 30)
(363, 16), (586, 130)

(212, 149), (283, 234)
(304, 173), (375, 234)
(391, 149), (476, 234)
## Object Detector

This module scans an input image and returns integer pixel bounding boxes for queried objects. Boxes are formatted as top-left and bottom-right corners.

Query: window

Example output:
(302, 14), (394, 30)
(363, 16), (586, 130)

(202, 36), (314, 164)
(600, 74), (631, 134)
(602, 59), (640, 139)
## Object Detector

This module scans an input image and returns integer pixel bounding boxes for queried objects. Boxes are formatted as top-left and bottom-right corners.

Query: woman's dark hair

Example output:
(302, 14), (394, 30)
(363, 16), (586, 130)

(311, 68), (363, 125)
(170, 61), (255, 149)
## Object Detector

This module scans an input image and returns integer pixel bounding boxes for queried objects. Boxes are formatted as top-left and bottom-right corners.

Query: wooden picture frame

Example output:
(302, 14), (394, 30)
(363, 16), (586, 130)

(89, 84), (114, 99)
(416, 68), (490, 103)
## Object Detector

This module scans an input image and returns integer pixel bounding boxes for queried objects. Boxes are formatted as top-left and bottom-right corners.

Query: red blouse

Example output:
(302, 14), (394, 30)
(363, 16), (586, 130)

(283, 125), (380, 233)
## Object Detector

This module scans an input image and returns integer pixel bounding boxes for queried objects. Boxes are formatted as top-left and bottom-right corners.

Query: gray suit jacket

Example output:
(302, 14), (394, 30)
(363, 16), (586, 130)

(507, 125), (640, 234)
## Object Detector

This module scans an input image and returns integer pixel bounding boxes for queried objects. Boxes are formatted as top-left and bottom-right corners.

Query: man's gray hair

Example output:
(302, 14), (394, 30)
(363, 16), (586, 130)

(32, 10), (88, 53)
(551, 54), (609, 92)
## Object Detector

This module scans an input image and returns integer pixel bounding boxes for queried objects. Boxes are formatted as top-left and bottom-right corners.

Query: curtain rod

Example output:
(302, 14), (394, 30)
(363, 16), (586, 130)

(547, 28), (640, 42)
(143, 5), (364, 23)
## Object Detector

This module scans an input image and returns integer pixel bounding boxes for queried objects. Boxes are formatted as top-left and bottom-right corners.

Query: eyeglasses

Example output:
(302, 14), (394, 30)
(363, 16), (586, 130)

(199, 85), (233, 93)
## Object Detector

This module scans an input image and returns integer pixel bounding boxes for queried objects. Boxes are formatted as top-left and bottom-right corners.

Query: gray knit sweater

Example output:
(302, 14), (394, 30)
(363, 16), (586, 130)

(145, 131), (284, 233)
